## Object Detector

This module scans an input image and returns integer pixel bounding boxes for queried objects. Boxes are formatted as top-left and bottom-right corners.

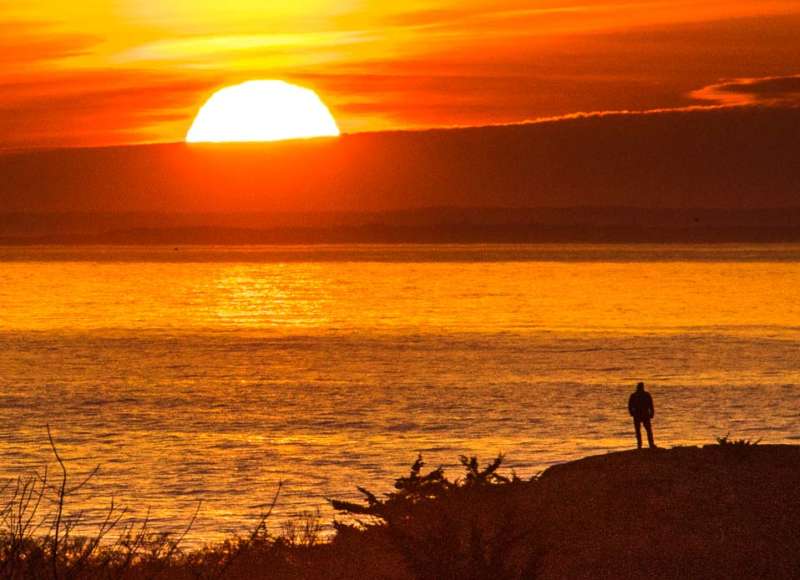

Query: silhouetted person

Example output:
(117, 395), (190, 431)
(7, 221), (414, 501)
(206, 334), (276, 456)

(628, 382), (655, 449)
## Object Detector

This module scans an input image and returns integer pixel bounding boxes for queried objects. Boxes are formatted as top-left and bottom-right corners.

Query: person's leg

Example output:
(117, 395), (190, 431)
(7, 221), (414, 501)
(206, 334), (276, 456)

(643, 418), (655, 448)
(633, 419), (642, 448)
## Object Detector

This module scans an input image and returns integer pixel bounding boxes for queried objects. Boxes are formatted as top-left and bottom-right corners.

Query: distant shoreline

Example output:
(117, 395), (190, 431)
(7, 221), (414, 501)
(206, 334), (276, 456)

(2, 226), (800, 246)
(2, 207), (800, 245)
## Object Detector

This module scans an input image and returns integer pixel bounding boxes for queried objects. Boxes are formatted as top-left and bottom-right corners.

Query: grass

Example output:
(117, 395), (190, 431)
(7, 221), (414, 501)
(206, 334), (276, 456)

(0, 429), (539, 579)
(331, 455), (540, 580)
(716, 434), (762, 447)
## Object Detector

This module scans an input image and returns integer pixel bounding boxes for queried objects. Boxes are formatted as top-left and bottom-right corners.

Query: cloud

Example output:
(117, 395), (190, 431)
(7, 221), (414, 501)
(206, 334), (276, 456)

(2, 104), (799, 214)
(0, 70), (221, 148)
(117, 31), (373, 64)
(378, 4), (594, 31)
(691, 74), (800, 106)
(0, 21), (101, 68)
(297, 12), (800, 131)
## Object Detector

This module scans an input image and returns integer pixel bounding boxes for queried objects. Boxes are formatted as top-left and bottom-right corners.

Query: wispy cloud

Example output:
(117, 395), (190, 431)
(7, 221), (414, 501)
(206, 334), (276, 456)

(691, 74), (800, 106)
(0, 70), (220, 148)
(117, 31), (374, 65)
(0, 21), (101, 69)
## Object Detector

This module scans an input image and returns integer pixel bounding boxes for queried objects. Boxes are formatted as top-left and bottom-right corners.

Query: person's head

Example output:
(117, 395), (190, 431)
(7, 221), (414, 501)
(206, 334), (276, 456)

(636, 382), (645, 392)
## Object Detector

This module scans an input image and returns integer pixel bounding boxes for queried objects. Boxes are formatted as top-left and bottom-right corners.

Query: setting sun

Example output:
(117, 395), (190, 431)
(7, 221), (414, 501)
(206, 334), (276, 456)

(186, 80), (340, 143)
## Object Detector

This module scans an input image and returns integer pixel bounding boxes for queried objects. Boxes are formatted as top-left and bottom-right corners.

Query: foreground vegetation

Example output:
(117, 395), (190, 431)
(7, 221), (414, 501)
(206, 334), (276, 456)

(0, 429), (535, 580)
(2, 432), (799, 579)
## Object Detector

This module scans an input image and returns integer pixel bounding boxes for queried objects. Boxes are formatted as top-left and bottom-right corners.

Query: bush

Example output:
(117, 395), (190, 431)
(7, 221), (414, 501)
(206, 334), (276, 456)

(716, 434), (761, 448)
(1, 431), (543, 580)
(331, 455), (541, 580)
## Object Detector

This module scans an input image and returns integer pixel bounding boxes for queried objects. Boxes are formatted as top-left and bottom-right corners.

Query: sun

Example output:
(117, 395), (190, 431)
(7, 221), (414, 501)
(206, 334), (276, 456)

(186, 80), (340, 143)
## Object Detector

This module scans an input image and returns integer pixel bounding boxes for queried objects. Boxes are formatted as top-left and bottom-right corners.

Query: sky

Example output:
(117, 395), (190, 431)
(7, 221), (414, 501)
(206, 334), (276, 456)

(2, 1), (800, 148)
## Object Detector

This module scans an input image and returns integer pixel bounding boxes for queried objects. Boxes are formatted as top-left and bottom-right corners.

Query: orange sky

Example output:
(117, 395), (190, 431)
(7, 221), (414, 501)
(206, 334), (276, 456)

(2, 1), (800, 148)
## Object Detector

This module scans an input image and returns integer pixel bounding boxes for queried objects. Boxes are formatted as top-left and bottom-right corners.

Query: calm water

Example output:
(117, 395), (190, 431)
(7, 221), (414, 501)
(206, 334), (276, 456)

(0, 244), (798, 542)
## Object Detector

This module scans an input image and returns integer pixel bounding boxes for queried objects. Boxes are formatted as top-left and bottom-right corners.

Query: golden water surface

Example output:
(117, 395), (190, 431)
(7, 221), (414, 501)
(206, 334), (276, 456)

(0, 244), (798, 541)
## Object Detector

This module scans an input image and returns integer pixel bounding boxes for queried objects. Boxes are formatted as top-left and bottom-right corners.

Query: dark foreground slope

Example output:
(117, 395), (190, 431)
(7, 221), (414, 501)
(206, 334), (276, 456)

(532, 445), (800, 579)
(339, 444), (800, 580)
(2, 445), (798, 579)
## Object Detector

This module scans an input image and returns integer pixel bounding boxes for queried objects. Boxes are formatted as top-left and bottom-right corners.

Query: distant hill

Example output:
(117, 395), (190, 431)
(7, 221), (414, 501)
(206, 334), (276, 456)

(1, 206), (799, 244)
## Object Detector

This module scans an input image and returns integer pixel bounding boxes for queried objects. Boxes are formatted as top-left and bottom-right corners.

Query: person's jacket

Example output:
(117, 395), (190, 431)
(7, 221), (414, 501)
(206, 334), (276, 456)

(628, 391), (654, 420)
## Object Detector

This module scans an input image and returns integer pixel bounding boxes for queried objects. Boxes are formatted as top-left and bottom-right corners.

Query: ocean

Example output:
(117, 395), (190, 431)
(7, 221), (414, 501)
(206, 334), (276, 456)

(0, 244), (798, 542)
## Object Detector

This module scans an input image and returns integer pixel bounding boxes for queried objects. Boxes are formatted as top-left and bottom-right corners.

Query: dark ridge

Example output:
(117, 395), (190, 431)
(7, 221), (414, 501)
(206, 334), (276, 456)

(1, 206), (800, 244)
(2, 225), (800, 245)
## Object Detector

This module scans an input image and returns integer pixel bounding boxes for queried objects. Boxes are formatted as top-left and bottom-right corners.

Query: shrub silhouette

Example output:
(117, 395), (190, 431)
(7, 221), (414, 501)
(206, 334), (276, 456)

(1, 434), (543, 579)
(331, 455), (540, 580)
(716, 434), (761, 448)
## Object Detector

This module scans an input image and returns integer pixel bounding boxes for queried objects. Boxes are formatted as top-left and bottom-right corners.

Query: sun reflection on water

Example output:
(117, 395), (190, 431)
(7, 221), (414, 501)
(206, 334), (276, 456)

(208, 267), (332, 328)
